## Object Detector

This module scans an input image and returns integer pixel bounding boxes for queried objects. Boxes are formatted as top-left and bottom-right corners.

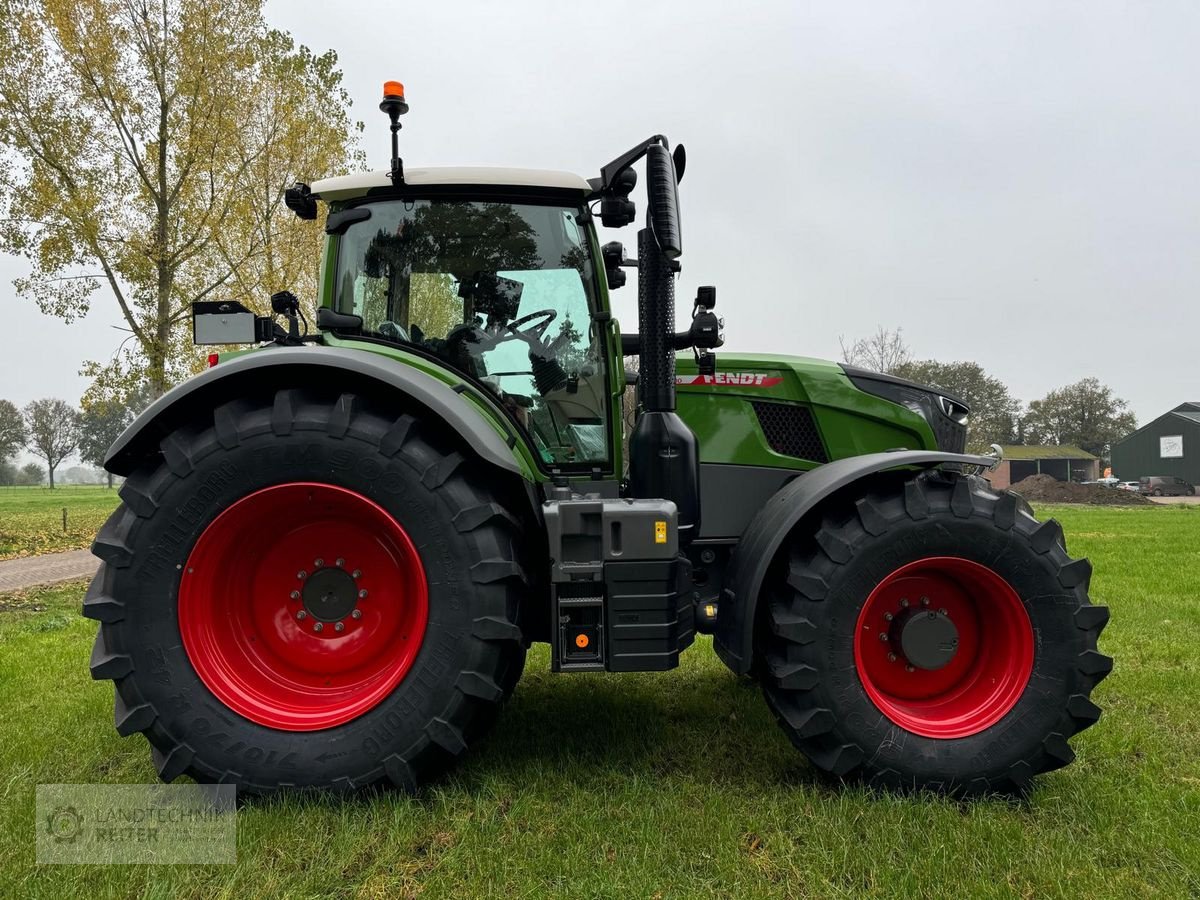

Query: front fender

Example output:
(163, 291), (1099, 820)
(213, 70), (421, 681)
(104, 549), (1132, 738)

(105, 346), (531, 481)
(713, 450), (998, 674)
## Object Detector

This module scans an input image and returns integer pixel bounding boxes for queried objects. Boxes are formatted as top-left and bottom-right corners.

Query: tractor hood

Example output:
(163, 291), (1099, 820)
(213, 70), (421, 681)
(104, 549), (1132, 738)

(673, 352), (968, 463)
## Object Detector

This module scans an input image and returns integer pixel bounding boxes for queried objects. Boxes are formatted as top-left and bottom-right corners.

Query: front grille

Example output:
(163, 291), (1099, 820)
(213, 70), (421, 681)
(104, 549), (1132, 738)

(929, 415), (968, 454)
(751, 401), (829, 462)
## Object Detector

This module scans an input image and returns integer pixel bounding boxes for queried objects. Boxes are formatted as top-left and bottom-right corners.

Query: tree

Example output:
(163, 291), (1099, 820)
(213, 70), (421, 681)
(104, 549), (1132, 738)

(839, 326), (911, 374)
(1022, 378), (1137, 460)
(0, 398), (25, 460)
(0, 0), (362, 398)
(0, 459), (15, 485)
(23, 398), (80, 489)
(17, 462), (44, 485)
(79, 399), (135, 488)
(894, 360), (1022, 453)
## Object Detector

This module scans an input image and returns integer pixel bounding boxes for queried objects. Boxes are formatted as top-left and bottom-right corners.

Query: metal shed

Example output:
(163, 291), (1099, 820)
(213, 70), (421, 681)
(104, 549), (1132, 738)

(1110, 402), (1200, 483)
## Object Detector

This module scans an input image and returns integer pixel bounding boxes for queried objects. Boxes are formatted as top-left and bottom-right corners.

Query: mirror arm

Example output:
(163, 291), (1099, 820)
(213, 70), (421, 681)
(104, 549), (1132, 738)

(588, 135), (670, 195)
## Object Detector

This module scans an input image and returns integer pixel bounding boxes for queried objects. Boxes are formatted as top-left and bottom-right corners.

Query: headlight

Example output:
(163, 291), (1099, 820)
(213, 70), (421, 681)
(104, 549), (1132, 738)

(842, 367), (970, 454)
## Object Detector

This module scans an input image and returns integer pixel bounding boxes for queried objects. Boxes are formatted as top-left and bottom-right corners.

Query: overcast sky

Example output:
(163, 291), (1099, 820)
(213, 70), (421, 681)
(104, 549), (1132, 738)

(2, 0), (1197, 436)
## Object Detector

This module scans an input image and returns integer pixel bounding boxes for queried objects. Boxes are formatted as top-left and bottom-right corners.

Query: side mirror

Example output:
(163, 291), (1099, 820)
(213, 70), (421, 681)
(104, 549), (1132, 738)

(645, 143), (682, 260)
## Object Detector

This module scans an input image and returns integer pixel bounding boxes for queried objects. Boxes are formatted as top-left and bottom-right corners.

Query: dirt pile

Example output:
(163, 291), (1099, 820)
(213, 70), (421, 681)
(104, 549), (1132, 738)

(1005, 474), (1151, 506)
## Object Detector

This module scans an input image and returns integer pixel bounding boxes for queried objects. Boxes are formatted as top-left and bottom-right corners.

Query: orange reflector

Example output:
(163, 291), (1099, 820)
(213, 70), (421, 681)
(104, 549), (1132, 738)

(574, 633), (589, 649)
(383, 80), (405, 99)
(207, 353), (219, 368)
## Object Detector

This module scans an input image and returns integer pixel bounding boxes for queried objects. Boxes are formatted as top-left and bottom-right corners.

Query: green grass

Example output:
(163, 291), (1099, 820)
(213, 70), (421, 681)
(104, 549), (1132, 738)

(0, 485), (121, 560)
(1, 504), (1198, 898)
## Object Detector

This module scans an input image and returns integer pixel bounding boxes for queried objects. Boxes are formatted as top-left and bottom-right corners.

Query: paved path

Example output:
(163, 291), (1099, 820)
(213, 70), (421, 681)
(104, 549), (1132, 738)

(0, 550), (99, 593)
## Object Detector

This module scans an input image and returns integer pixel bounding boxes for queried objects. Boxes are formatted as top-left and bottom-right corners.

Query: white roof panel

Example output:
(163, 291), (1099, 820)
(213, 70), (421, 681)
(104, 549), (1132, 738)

(310, 167), (591, 201)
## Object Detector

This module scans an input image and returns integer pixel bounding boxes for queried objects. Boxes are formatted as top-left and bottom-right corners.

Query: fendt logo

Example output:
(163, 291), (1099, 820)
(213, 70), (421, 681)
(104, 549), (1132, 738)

(676, 373), (784, 388)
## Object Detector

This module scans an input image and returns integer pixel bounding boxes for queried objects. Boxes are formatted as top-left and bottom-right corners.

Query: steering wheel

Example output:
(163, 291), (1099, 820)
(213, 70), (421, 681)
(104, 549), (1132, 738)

(503, 309), (557, 342)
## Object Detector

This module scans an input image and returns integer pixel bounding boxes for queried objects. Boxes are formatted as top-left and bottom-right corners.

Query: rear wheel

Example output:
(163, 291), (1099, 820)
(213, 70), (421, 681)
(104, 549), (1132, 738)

(85, 389), (527, 793)
(760, 473), (1110, 797)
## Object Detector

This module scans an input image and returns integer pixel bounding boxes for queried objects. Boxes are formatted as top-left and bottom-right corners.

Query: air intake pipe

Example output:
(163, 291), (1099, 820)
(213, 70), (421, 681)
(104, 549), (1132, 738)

(628, 143), (700, 542)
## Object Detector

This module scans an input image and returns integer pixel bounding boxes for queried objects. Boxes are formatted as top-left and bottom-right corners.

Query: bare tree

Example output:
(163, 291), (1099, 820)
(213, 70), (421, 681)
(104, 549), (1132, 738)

(23, 398), (80, 489)
(839, 326), (912, 374)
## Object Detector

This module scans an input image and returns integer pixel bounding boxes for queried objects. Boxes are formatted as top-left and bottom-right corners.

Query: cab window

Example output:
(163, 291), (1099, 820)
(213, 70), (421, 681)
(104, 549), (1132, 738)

(334, 199), (608, 466)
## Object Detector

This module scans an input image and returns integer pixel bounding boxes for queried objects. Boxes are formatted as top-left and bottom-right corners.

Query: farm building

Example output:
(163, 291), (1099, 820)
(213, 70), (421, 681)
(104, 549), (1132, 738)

(985, 445), (1099, 490)
(1110, 402), (1200, 483)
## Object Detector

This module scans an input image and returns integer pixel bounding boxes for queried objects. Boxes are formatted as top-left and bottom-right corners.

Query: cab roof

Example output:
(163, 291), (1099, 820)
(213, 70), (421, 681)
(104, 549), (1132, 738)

(309, 167), (592, 202)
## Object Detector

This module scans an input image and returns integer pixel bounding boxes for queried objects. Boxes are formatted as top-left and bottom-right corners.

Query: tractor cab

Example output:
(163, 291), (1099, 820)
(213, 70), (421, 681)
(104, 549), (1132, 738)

(309, 169), (612, 467)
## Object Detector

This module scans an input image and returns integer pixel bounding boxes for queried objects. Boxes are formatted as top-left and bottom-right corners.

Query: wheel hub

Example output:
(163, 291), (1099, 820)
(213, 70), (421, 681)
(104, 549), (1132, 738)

(179, 482), (429, 731)
(301, 566), (358, 622)
(895, 608), (959, 671)
(853, 557), (1034, 739)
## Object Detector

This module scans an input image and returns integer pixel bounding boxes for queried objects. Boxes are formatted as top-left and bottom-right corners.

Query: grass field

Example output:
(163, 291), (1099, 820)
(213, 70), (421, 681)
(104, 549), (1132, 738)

(1, 503), (1198, 898)
(0, 486), (121, 560)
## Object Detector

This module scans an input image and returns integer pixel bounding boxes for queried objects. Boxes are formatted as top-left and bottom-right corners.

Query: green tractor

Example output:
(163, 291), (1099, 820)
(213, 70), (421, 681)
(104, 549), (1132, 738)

(87, 82), (1109, 797)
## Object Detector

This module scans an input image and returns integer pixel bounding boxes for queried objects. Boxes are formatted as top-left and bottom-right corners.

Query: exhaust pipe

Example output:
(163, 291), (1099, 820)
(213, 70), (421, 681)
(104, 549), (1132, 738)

(628, 144), (700, 541)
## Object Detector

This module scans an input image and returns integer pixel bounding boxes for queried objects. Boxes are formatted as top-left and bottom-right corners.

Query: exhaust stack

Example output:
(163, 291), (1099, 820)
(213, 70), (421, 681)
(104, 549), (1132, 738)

(628, 143), (700, 542)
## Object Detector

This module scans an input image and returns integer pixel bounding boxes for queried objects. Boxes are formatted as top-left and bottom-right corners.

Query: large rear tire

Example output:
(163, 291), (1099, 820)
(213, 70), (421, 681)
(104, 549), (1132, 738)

(85, 389), (526, 793)
(759, 473), (1110, 797)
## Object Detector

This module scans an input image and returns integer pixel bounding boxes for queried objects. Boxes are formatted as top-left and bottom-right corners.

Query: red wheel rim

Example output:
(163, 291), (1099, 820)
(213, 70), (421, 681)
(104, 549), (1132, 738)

(853, 557), (1033, 739)
(179, 483), (428, 731)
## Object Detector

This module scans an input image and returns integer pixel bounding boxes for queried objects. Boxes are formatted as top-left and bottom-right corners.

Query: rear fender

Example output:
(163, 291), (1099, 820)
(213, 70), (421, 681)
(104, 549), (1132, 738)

(105, 346), (536, 496)
(713, 450), (998, 674)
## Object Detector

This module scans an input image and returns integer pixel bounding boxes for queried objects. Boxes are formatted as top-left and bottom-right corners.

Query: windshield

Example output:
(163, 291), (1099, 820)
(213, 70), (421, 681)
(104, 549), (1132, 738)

(333, 199), (609, 466)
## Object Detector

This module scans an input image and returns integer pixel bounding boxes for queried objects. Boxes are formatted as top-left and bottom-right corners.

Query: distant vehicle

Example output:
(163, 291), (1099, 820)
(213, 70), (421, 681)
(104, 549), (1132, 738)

(1139, 476), (1195, 497)
(1096, 476), (1120, 487)
(1117, 481), (1140, 492)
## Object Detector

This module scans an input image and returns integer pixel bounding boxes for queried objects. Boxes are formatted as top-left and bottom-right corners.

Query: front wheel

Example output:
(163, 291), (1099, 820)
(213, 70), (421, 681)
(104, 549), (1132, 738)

(759, 473), (1110, 797)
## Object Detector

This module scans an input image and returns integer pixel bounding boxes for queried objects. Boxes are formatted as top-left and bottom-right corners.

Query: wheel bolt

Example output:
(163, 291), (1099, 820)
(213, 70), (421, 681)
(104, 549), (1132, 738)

(887, 652), (897, 662)
(359, 589), (368, 599)
(939, 608), (948, 616)
(352, 569), (362, 579)
(290, 590), (300, 600)
(905, 664), (915, 673)
(883, 612), (893, 622)
(313, 622), (324, 633)
(920, 596), (930, 607)
(296, 610), (307, 621)
(336, 558), (345, 568)
(334, 622), (345, 633)
(900, 598), (909, 608)
(351, 610), (362, 620)
(878, 632), (888, 642)
(314, 558), (324, 568)
(297, 570), (307, 580)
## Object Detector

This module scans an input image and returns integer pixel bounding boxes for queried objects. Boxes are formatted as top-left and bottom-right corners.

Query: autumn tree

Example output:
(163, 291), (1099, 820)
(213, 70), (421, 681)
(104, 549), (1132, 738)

(23, 398), (80, 488)
(0, 0), (362, 398)
(0, 399), (25, 461)
(839, 326), (912, 375)
(894, 360), (1021, 453)
(1022, 378), (1137, 460)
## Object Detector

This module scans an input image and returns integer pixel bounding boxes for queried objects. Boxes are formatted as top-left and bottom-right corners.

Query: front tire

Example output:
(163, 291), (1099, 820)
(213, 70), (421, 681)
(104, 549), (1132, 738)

(85, 389), (527, 793)
(759, 473), (1110, 797)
